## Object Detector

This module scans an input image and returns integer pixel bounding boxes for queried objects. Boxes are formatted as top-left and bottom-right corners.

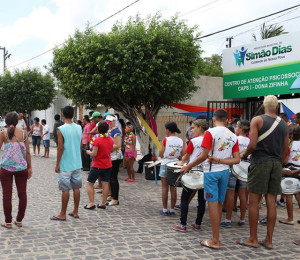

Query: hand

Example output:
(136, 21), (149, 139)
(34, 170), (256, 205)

(181, 164), (191, 173)
(177, 161), (184, 166)
(27, 168), (32, 179)
(208, 156), (219, 164)
(282, 169), (294, 176)
(86, 150), (90, 155)
(55, 165), (60, 173)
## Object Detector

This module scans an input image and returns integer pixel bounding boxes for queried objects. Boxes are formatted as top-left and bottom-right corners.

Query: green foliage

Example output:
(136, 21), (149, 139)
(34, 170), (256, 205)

(197, 54), (222, 77)
(51, 14), (202, 119)
(252, 22), (288, 41)
(0, 68), (55, 113)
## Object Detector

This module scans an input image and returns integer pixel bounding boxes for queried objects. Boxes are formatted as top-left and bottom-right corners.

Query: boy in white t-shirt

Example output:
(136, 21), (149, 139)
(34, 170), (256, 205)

(182, 109), (240, 249)
(41, 119), (50, 158)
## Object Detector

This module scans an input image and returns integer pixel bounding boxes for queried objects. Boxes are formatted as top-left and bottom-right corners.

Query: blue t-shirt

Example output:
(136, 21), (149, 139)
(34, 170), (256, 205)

(58, 123), (82, 171)
(109, 127), (123, 161)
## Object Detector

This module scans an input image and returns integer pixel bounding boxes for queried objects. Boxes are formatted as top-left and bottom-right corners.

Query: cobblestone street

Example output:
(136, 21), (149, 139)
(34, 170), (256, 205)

(0, 146), (300, 259)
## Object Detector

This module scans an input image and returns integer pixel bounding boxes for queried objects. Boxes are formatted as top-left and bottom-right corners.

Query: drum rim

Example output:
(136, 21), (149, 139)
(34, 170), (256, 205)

(181, 172), (204, 190)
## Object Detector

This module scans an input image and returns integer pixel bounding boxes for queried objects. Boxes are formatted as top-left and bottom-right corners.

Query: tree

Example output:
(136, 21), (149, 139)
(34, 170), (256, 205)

(0, 68), (56, 115)
(197, 54), (222, 77)
(252, 22), (288, 41)
(51, 14), (202, 153)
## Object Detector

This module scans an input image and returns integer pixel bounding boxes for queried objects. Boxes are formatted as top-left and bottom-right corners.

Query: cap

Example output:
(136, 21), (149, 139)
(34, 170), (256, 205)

(89, 111), (102, 120)
(165, 122), (181, 134)
(105, 115), (116, 122)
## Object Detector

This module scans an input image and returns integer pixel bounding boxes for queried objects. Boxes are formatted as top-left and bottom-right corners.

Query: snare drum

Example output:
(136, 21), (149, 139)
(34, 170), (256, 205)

(231, 160), (250, 182)
(281, 177), (300, 195)
(181, 170), (204, 190)
(166, 161), (182, 187)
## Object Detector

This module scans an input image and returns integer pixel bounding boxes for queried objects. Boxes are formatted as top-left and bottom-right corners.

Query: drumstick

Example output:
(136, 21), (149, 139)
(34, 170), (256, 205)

(209, 138), (215, 172)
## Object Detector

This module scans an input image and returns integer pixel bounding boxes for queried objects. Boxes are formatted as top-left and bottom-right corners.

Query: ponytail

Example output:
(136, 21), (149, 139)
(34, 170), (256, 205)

(5, 112), (19, 140)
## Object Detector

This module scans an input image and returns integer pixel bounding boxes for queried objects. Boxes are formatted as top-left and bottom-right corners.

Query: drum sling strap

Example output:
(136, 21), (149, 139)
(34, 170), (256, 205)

(257, 116), (281, 143)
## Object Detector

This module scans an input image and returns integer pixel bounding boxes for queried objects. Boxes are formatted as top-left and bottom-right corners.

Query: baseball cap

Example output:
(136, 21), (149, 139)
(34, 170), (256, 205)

(105, 115), (116, 122)
(165, 122), (181, 134)
(89, 111), (102, 120)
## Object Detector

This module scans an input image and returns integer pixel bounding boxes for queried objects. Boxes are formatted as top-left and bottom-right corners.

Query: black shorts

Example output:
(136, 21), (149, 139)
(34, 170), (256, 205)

(87, 167), (112, 184)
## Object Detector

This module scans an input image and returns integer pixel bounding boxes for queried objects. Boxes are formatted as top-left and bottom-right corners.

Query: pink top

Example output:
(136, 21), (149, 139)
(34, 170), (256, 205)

(82, 123), (91, 145)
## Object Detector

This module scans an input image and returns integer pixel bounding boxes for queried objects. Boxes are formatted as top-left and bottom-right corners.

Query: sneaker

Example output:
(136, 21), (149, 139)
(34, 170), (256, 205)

(276, 200), (285, 207)
(258, 217), (267, 225)
(220, 221), (232, 228)
(174, 204), (181, 210)
(172, 224), (186, 232)
(190, 223), (201, 231)
(238, 220), (245, 226)
(169, 211), (176, 216)
(160, 210), (169, 216)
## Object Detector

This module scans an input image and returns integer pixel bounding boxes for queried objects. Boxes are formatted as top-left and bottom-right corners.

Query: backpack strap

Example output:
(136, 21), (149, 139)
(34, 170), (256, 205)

(257, 116), (281, 143)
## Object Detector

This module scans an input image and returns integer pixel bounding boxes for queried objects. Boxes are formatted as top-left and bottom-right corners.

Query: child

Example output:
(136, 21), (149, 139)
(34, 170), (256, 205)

(182, 109), (240, 249)
(159, 122), (184, 216)
(220, 119), (250, 227)
(41, 119), (50, 158)
(279, 126), (300, 225)
(124, 125), (137, 182)
(172, 119), (208, 232)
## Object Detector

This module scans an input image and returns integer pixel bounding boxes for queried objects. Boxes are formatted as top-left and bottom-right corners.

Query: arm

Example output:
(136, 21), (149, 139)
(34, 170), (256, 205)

(24, 133), (32, 179)
(90, 126), (98, 135)
(0, 132), (4, 150)
(181, 148), (210, 173)
(209, 151), (240, 165)
(177, 153), (191, 166)
(113, 135), (121, 151)
(86, 145), (98, 157)
(55, 130), (63, 173)
(131, 134), (136, 157)
(159, 143), (165, 158)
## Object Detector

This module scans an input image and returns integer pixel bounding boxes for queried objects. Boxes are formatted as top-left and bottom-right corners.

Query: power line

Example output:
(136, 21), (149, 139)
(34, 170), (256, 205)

(198, 4), (300, 39)
(7, 0), (140, 70)
(179, 0), (222, 17)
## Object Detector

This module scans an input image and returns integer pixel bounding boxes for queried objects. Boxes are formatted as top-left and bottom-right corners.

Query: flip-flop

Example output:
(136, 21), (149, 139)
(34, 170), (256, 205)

(50, 215), (66, 221)
(1, 223), (12, 229)
(279, 220), (294, 225)
(260, 240), (273, 250)
(200, 240), (220, 250)
(236, 238), (258, 248)
(68, 213), (79, 219)
(84, 205), (96, 210)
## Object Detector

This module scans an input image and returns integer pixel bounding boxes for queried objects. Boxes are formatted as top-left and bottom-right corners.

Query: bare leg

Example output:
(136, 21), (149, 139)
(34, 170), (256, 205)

(125, 158), (131, 178)
(225, 189), (235, 220)
(56, 191), (70, 219)
(100, 183), (109, 206)
(205, 201), (222, 248)
(33, 145), (36, 155)
(72, 189), (80, 217)
(170, 186), (177, 210)
(238, 188), (247, 221)
(280, 195), (293, 223)
(263, 193), (277, 249)
(86, 182), (95, 207)
(130, 158), (135, 180)
(37, 145), (40, 155)
(46, 148), (50, 158)
(161, 178), (169, 209)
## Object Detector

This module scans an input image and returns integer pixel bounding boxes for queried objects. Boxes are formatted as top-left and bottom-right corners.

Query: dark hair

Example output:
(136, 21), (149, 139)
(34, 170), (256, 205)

(196, 114), (207, 120)
(83, 115), (90, 122)
(54, 114), (60, 121)
(279, 113), (287, 119)
(213, 109), (228, 121)
(63, 106), (74, 119)
(5, 112), (18, 140)
(77, 120), (82, 126)
(293, 126), (300, 141)
(98, 121), (109, 134)
(165, 121), (181, 134)
(119, 118), (126, 129)
(231, 114), (240, 119)
(296, 112), (300, 118)
(34, 117), (40, 123)
(89, 111), (94, 117)
(41, 119), (46, 124)
(227, 125), (235, 133)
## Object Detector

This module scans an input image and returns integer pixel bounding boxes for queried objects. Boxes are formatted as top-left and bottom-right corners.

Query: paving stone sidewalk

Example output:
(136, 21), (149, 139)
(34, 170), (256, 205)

(0, 147), (300, 259)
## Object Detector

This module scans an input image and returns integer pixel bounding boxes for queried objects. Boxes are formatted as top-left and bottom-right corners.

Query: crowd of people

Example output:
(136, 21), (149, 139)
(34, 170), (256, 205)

(0, 95), (300, 251)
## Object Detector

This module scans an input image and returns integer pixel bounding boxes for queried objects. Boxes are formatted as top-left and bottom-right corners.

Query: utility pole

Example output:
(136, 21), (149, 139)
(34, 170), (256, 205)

(0, 46), (11, 73)
(226, 37), (233, 48)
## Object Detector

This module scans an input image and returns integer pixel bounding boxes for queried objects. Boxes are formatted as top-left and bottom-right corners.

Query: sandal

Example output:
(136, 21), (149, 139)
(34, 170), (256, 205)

(106, 201), (119, 206)
(13, 221), (22, 227)
(1, 223), (12, 229)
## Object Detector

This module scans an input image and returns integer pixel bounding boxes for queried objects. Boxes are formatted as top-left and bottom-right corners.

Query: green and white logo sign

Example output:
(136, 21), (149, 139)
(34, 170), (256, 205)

(223, 32), (300, 99)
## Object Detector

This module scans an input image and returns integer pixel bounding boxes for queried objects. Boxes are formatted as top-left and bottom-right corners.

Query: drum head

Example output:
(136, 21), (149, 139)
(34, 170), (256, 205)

(181, 171), (204, 190)
(281, 178), (300, 195)
(166, 161), (182, 169)
(232, 161), (249, 182)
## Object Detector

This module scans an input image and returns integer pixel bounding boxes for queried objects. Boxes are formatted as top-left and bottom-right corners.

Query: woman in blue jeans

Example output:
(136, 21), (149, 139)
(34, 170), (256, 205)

(30, 117), (42, 156)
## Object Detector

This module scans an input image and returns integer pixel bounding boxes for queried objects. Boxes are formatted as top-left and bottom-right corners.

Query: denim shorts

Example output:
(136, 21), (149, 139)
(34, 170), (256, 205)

(227, 172), (246, 190)
(159, 165), (167, 178)
(87, 167), (112, 184)
(204, 169), (230, 203)
(32, 136), (41, 146)
(58, 169), (82, 191)
(43, 140), (50, 148)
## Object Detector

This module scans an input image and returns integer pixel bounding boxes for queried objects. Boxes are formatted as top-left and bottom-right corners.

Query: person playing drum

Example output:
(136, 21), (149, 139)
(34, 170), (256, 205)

(280, 126), (300, 225)
(221, 119), (250, 228)
(173, 119), (208, 232)
(159, 122), (184, 216)
(181, 109), (240, 249)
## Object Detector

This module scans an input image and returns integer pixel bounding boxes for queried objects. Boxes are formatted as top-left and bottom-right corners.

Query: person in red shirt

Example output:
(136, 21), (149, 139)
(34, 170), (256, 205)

(85, 121), (113, 210)
(182, 109), (240, 249)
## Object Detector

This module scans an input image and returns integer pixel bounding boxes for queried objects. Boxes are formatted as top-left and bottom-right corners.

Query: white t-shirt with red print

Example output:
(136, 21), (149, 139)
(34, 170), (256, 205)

(162, 136), (184, 165)
(185, 136), (204, 164)
(201, 126), (239, 172)
(288, 140), (300, 166)
(237, 136), (250, 154)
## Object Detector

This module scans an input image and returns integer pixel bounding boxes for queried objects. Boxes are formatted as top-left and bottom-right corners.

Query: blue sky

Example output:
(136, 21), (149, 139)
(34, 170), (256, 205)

(1, 0), (300, 73)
